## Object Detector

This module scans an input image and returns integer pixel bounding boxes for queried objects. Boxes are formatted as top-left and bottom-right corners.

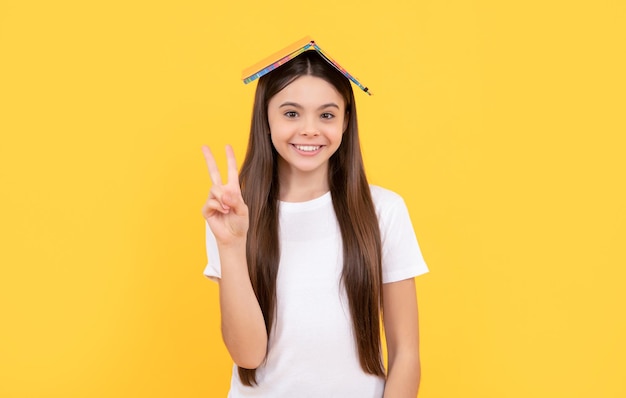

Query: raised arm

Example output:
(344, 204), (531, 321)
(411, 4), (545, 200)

(382, 278), (422, 397)
(202, 145), (267, 369)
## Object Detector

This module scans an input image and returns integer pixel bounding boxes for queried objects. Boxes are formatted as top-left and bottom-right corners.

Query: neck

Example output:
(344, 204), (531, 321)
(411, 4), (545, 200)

(278, 162), (329, 202)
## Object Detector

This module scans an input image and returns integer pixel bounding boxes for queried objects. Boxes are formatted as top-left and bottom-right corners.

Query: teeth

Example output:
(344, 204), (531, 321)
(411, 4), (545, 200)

(295, 145), (320, 152)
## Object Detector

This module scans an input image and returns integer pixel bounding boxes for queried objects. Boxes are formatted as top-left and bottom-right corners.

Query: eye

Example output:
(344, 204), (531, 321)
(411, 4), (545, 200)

(320, 112), (335, 120)
(284, 111), (298, 118)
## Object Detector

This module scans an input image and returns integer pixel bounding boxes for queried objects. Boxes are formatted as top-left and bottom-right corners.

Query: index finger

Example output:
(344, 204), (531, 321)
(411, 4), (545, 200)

(202, 145), (223, 186)
(225, 145), (240, 186)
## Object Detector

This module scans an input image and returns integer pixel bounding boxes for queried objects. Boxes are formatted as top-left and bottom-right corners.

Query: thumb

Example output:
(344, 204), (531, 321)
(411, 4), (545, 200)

(222, 192), (247, 215)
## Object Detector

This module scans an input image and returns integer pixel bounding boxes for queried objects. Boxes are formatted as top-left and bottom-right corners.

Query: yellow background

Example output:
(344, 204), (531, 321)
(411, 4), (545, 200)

(1, 0), (624, 397)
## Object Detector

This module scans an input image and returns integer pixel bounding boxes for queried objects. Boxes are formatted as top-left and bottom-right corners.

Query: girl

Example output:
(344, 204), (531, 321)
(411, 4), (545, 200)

(202, 48), (428, 397)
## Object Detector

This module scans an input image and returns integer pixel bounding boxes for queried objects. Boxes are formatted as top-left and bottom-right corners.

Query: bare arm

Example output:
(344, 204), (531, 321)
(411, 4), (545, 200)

(202, 145), (267, 369)
(382, 278), (422, 397)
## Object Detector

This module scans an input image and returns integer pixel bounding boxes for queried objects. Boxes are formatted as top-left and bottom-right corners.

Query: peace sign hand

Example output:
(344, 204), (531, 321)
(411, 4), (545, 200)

(202, 145), (249, 246)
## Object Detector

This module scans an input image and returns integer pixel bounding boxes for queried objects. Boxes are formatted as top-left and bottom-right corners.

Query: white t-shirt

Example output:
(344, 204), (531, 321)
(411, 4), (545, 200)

(204, 185), (428, 398)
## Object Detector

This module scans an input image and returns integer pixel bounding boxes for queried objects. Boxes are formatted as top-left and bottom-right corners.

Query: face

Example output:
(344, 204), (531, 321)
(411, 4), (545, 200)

(267, 75), (347, 184)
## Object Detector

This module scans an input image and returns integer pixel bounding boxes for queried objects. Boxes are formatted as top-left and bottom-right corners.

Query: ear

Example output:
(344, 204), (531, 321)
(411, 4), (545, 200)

(343, 112), (349, 133)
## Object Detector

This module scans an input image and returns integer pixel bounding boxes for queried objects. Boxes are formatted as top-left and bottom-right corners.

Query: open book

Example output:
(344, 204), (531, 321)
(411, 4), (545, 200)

(241, 36), (371, 95)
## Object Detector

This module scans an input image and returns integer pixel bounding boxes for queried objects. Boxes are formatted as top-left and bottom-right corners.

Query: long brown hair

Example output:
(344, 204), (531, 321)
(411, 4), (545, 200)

(238, 51), (384, 386)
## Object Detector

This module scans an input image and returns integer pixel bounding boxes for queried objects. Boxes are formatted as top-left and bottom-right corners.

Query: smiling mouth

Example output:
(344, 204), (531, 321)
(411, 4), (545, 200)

(293, 144), (322, 152)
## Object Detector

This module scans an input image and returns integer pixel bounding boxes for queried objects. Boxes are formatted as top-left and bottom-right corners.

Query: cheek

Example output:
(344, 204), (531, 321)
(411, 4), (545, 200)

(326, 126), (345, 148)
(268, 120), (285, 139)
(267, 107), (286, 131)
(267, 114), (281, 137)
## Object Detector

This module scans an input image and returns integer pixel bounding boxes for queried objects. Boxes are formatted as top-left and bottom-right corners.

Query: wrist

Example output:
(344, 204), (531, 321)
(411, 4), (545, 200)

(217, 239), (248, 272)
(217, 237), (247, 252)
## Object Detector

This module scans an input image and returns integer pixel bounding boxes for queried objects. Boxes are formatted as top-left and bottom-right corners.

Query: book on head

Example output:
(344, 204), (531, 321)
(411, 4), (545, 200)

(241, 36), (371, 95)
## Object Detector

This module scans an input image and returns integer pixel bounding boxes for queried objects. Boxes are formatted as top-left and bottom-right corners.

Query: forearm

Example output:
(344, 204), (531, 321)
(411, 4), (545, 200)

(383, 352), (421, 398)
(218, 241), (268, 369)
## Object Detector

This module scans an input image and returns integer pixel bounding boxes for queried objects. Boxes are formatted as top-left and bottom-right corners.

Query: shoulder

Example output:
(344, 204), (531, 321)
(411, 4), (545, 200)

(369, 185), (406, 211)
(368, 185), (413, 229)
(369, 185), (429, 280)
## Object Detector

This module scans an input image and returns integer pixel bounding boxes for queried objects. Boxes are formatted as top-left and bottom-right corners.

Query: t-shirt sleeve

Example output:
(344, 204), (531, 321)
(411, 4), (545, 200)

(203, 222), (221, 282)
(377, 190), (429, 283)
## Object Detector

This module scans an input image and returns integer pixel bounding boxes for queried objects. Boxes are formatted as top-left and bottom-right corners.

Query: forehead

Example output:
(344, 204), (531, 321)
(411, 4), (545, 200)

(268, 75), (345, 109)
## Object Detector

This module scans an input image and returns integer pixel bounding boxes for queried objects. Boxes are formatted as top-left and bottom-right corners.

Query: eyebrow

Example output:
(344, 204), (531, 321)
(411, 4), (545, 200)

(278, 102), (340, 110)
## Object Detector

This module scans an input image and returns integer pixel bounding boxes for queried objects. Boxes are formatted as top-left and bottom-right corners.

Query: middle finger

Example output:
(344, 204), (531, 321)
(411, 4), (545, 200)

(225, 145), (240, 188)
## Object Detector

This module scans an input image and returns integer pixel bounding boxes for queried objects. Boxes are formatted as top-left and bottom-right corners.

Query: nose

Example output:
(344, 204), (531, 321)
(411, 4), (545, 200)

(300, 117), (320, 136)
(300, 129), (320, 137)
